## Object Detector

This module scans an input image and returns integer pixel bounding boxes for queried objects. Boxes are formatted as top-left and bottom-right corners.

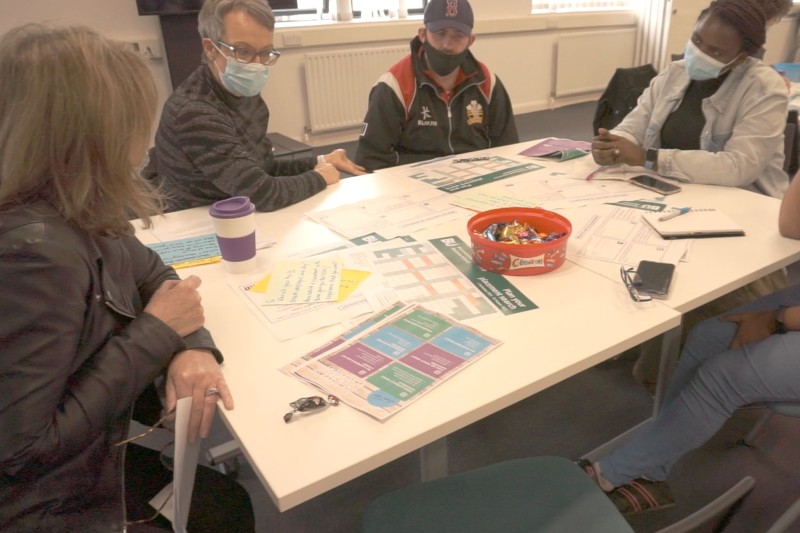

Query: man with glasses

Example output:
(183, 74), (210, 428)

(145, 0), (365, 212)
(354, 0), (519, 172)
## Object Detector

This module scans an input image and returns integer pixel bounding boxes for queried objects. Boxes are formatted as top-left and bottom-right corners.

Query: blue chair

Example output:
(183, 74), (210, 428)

(362, 456), (754, 533)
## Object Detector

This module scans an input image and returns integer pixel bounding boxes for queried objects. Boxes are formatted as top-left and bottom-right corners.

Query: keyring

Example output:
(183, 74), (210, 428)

(283, 395), (340, 423)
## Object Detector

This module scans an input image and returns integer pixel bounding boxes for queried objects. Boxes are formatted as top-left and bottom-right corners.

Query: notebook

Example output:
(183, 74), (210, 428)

(642, 208), (745, 239)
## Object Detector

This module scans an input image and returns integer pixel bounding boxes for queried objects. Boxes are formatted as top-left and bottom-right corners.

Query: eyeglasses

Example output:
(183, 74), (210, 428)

(620, 266), (652, 303)
(216, 40), (281, 66)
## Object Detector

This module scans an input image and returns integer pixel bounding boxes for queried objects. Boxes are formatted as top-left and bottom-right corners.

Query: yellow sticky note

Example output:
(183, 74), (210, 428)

(336, 269), (371, 302)
(250, 273), (273, 293)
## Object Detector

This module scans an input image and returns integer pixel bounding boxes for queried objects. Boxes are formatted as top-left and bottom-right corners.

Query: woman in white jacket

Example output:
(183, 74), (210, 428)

(592, 0), (789, 199)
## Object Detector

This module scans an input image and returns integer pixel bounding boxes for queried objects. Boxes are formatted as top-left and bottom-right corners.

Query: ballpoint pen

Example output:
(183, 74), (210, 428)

(658, 207), (691, 222)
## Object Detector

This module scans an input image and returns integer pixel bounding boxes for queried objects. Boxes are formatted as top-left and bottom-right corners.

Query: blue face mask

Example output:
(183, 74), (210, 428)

(683, 40), (738, 81)
(212, 43), (270, 97)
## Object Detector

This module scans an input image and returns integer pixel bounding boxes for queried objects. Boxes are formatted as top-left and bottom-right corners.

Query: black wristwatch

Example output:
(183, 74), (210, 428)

(775, 305), (789, 334)
(644, 148), (658, 171)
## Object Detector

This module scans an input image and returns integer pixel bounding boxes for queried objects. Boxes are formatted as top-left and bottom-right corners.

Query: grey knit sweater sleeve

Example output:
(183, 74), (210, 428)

(147, 65), (326, 212)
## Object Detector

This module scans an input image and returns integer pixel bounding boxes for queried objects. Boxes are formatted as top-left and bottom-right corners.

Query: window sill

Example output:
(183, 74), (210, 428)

(274, 10), (637, 48)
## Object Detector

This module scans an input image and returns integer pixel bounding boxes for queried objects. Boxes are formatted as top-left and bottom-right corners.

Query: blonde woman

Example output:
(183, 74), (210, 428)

(0, 24), (252, 531)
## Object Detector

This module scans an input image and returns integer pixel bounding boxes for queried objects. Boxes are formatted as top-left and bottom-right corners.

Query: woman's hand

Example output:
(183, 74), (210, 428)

(143, 275), (204, 337)
(591, 128), (646, 167)
(720, 310), (777, 349)
(166, 349), (233, 443)
(323, 148), (367, 176)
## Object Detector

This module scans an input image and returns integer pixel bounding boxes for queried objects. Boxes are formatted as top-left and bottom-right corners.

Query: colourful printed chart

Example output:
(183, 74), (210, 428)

(285, 302), (502, 420)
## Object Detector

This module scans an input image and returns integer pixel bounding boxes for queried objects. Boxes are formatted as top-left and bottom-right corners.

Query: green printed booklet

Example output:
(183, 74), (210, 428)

(282, 302), (502, 421)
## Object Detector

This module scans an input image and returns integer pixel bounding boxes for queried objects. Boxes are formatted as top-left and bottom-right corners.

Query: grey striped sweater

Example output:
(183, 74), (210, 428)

(144, 64), (326, 212)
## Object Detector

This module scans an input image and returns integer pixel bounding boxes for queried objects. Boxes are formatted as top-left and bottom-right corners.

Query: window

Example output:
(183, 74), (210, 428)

(290, 0), (428, 19)
(531, 1), (636, 12)
(351, 0), (428, 16)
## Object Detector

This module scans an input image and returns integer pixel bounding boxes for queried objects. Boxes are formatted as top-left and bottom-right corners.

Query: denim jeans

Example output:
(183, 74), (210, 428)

(598, 283), (800, 486)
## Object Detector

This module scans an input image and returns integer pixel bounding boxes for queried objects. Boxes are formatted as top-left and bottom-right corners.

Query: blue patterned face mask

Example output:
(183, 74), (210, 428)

(212, 42), (270, 97)
(683, 40), (738, 81)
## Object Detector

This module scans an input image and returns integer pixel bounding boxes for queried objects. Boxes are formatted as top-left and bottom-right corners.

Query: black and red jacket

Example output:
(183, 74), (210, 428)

(355, 36), (519, 172)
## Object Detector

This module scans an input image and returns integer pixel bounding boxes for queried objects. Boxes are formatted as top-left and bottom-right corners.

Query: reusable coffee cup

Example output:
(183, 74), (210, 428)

(209, 196), (257, 273)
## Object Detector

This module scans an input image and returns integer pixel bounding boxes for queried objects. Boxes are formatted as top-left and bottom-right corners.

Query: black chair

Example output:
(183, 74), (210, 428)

(593, 64), (658, 136)
(784, 110), (798, 178)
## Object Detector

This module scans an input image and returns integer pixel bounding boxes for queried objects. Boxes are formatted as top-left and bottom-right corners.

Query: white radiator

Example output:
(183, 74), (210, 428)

(305, 46), (408, 133)
(554, 29), (636, 98)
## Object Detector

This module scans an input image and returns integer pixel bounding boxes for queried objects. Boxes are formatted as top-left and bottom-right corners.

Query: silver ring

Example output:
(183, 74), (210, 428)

(205, 387), (220, 397)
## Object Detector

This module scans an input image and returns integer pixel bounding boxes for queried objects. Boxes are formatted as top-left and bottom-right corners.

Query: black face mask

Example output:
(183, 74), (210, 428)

(423, 40), (467, 76)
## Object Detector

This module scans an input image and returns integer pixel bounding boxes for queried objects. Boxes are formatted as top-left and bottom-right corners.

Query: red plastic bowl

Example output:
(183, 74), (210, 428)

(467, 207), (572, 276)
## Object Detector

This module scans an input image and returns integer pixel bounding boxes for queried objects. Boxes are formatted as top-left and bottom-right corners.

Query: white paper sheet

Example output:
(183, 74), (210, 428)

(306, 188), (466, 240)
(147, 397), (200, 533)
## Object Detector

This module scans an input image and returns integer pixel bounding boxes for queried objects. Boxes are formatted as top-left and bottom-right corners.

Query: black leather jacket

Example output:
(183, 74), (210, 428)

(0, 202), (221, 531)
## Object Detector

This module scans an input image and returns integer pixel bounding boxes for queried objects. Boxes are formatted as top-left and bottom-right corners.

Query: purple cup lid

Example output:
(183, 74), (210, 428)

(209, 196), (255, 219)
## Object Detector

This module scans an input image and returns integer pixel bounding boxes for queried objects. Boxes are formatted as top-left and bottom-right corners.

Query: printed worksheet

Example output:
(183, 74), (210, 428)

(286, 302), (502, 420)
(448, 186), (540, 212)
(467, 174), (661, 211)
(281, 302), (410, 374)
(343, 236), (537, 322)
(234, 241), (389, 341)
(306, 188), (467, 240)
(237, 279), (377, 342)
(563, 202), (689, 265)
(235, 235), (536, 341)
(376, 153), (544, 193)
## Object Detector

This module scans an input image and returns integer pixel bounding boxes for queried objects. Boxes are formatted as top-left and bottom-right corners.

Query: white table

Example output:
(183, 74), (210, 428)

(562, 183), (800, 420)
(136, 144), (800, 512)
(439, 142), (800, 313)
(137, 169), (680, 511)
(560, 183), (800, 314)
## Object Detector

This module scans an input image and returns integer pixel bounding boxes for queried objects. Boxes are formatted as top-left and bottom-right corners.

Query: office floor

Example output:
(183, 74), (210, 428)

(197, 102), (800, 533)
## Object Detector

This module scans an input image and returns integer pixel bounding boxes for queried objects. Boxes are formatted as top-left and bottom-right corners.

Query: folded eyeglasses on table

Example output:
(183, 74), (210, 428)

(620, 266), (652, 303)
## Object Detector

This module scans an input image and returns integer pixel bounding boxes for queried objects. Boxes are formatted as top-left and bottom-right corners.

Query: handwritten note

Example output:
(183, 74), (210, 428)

(146, 233), (221, 268)
(250, 268), (370, 303)
(263, 258), (343, 305)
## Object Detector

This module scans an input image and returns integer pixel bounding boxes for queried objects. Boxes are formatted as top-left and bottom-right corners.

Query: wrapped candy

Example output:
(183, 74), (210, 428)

(479, 220), (565, 244)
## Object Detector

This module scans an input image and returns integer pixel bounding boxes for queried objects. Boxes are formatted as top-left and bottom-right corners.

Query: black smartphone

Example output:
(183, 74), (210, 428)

(629, 174), (682, 195)
(635, 260), (676, 298)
